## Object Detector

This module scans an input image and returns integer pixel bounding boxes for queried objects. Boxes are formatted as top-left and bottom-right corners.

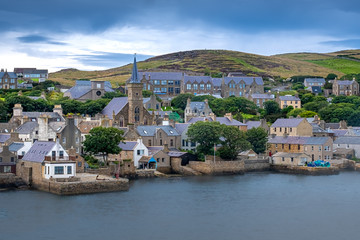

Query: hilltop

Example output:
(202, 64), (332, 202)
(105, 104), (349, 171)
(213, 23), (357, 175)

(49, 49), (360, 86)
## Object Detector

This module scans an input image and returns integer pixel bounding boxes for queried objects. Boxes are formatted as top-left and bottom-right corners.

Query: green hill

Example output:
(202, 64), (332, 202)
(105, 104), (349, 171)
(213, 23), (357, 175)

(49, 49), (360, 86)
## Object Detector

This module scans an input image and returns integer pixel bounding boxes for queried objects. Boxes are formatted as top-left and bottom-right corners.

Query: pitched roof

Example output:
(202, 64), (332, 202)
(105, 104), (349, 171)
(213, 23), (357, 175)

(268, 136), (330, 145)
(22, 141), (56, 162)
(175, 123), (190, 134)
(22, 112), (64, 121)
(224, 76), (264, 86)
(279, 95), (300, 101)
(251, 93), (275, 99)
(137, 125), (179, 137)
(332, 129), (347, 137)
(184, 75), (212, 84)
(272, 152), (310, 158)
(334, 136), (360, 145)
(337, 80), (356, 85)
(271, 118), (304, 128)
(212, 78), (222, 87)
(16, 122), (38, 134)
(0, 72), (17, 78)
(216, 117), (246, 126)
(147, 146), (164, 155)
(0, 134), (11, 143)
(9, 142), (24, 152)
(246, 121), (261, 130)
(190, 102), (206, 111)
(101, 97), (128, 119)
(119, 141), (138, 151)
(78, 120), (101, 134)
(65, 80), (114, 99)
(139, 72), (183, 80)
(149, 111), (172, 118)
(304, 78), (325, 83)
(311, 86), (322, 93)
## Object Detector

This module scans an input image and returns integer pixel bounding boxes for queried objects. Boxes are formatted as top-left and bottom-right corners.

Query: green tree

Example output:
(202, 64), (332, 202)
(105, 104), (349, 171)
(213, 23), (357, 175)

(264, 101), (280, 115)
(171, 93), (194, 109)
(102, 91), (126, 99)
(218, 125), (250, 160)
(187, 121), (222, 156)
(326, 73), (338, 80)
(300, 93), (315, 105)
(287, 108), (305, 118)
(303, 101), (328, 113)
(347, 111), (360, 126)
(0, 100), (9, 122)
(299, 110), (317, 118)
(83, 127), (125, 165)
(246, 127), (268, 154)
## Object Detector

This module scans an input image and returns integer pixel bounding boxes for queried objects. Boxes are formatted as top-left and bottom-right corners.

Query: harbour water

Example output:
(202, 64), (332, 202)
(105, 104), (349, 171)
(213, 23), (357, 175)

(1, 172), (360, 240)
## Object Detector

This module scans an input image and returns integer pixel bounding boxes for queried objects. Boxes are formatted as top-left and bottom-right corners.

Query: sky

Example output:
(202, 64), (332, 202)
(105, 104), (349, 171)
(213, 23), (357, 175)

(1, 0), (360, 72)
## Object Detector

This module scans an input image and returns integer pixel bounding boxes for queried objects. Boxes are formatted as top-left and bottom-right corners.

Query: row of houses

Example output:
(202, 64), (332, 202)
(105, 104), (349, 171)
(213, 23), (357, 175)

(0, 68), (48, 89)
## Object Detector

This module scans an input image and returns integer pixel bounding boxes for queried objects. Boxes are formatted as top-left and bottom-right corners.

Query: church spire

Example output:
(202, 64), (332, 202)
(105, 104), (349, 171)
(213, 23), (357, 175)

(129, 54), (140, 83)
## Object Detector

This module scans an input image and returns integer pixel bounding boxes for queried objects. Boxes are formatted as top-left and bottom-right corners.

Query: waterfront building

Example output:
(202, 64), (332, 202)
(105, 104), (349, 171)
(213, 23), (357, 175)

(0, 146), (17, 174)
(270, 118), (313, 137)
(271, 152), (311, 166)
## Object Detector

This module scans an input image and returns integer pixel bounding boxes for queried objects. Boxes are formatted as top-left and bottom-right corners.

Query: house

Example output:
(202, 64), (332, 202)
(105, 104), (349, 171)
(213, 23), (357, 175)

(332, 79), (359, 96)
(57, 116), (82, 153)
(272, 152), (311, 166)
(248, 93), (275, 108)
(221, 76), (264, 98)
(14, 68), (48, 82)
(102, 57), (154, 127)
(18, 141), (74, 184)
(309, 86), (322, 95)
(138, 72), (183, 97)
(0, 146), (17, 174)
(183, 75), (214, 95)
(245, 119), (269, 132)
(9, 141), (32, 158)
(175, 123), (196, 151)
(143, 94), (161, 110)
(109, 138), (148, 168)
(64, 80), (114, 101)
(270, 118), (313, 137)
(238, 149), (258, 160)
(268, 136), (333, 161)
(135, 125), (181, 148)
(67, 147), (85, 173)
(145, 144), (175, 173)
(184, 98), (213, 122)
(0, 69), (17, 89)
(304, 78), (325, 87)
(277, 95), (301, 109)
(333, 136), (360, 158)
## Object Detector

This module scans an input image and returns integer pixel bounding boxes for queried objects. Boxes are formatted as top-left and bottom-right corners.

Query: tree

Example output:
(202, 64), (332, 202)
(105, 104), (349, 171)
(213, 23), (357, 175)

(287, 108), (304, 118)
(171, 93), (194, 109)
(187, 121), (222, 156)
(347, 111), (360, 126)
(299, 110), (317, 118)
(303, 101), (328, 113)
(83, 127), (125, 165)
(326, 73), (338, 80)
(218, 125), (250, 160)
(300, 93), (315, 105)
(246, 127), (268, 154)
(264, 101), (280, 115)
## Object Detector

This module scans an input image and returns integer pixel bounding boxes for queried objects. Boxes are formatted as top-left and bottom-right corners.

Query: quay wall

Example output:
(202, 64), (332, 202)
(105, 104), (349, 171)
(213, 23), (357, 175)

(271, 165), (340, 175)
(188, 157), (245, 175)
(244, 159), (270, 172)
(0, 173), (27, 189)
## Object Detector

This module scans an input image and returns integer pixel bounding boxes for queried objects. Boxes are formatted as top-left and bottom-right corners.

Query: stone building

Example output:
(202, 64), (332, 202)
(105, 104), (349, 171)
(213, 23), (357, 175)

(143, 94), (162, 110)
(0, 146), (17, 174)
(270, 118), (313, 137)
(248, 93), (275, 108)
(184, 98), (213, 122)
(183, 75), (214, 95)
(245, 119), (270, 133)
(277, 95), (301, 109)
(102, 57), (153, 127)
(332, 79), (359, 96)
(303, 78), (325, 88)
(64, 80), (114, 101)
(0, 70), (17, 89)
(138, 72), (183, 97)
(268, 136), (333, 161)
(333, 136), (360, 158)
(272, 152), (311, 166)
(135, 125), (181, 149)
(221, 76), (264, 98)
(57, 116), (82, 153)
(186, 113), (248, 131)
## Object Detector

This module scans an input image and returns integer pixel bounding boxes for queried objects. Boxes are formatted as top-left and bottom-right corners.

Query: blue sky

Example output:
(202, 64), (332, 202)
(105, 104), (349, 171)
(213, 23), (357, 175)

(1, 0), (359, 72)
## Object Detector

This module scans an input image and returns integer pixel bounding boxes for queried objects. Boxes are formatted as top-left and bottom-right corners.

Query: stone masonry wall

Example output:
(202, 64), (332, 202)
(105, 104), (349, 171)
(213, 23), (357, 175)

(188, 157), (245, 175)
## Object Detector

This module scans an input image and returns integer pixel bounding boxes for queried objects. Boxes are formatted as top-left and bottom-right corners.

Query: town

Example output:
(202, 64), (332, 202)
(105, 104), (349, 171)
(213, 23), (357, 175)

(1, 56), (360, 194)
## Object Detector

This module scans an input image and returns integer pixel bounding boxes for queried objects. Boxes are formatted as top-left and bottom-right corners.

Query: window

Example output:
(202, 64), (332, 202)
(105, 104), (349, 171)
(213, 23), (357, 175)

(161, 80), (167, 85)
(274, 128), (276, 132)
(311, 146), (314, 151)
(282, 144), (284, 149)
(76, 137), (79, 143)
(298, 144), (300, 150)
(175, 88), (181, 94)
(148, 140), (151, 146)
(0, 157), (2, 162)
(162, 158), (165, 162)
(161, 88), (167, 92)
(170, 139), (174, 147)
(279, 128), (282, 132)
(207, 84), (211, 90)
(275, 144), (278, 148)
(182, 140), (185, 146)
(154, 87), (161, 92)
(154, 80), (160, 85)
(62, 137), (66, 144)
(193, 84), (198, 90)
(97, 83), (101, 88)
(200, 84), (204, 90)
(59, 151), (64, 158)
(157, 158), (160, 162)
(168, 87), (174, 93)
(54, 166), (64, 174)
(11, 157), (14, 162)
(67, 166), (72, 174)
(187, 84), (191, 90)
(282, 157), (284, 162)
(347, 144), (350, 149)
(4, 166), (11, 173)
(160, 139), (163, 145)
(168, 81), (174, 85)
(290, 128), (292, 132)
(137, 150), (144, 156)
(318, 146), (321, 151)
(175, 81), (180, 85)
(291, 158), (294, 162)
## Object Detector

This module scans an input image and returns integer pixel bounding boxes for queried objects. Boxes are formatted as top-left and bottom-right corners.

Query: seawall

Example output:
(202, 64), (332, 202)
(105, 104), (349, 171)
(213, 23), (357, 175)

(271, 165), (340, 175)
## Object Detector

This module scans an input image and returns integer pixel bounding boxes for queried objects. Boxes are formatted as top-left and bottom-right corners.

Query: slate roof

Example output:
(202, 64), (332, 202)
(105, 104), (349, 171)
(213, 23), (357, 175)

(0, 72), (17, 78)
(216, 117), (246, 126)
(149, 111), (172, 118)
(268, 136), (330, 145)
(147, 146), (164, 155)
(332, 129), (347, 137)
(187, 117), (213, 124)
(22, 112), (64, 121)
(168, 150), (186, 157)
(137, 125), (180, 137)
(325, 123), (340, 129)
(251, 93), (275, 99)
(22, 141), (56, 162)
(143, 98), (150, 103)
(101, 97), (128, 120)
(139, 72), (183, 80)
(224, 76), (264, 85)
(9, 142), (24, 152)
(272, 152), (310, 158)
(311, 86), (322, 93)
(16, 122), (38, 134)
(190, 102), (206, 111)
(334, 136), (360, 145)
(304, 78), (325, 84)
(78, 120), (100, 133)
(279, 95), (300, 101)
(271, 118), (304, 128)
(129, 56), (140, 83)
(175, 123), (190, 134)
(184, 75), (212, 84)
(246, 121), (261, 130)
(119, 141), (138, 151)
(212, 78), (222, 87)
(66, 80), (114, 99)
(0, 134), (11, 143)
(337, 80), (356, 85)
(311, 123), (327, 133)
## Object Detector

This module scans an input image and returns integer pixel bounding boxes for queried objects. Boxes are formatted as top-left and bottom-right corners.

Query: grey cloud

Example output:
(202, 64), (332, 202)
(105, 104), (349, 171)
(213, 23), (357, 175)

(17, 35), (67, 45)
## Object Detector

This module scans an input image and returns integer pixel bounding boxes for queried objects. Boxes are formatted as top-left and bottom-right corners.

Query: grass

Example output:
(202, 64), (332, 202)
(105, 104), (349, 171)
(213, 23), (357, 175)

(306, 59), (360, 75)
(279, 90), (297, 96)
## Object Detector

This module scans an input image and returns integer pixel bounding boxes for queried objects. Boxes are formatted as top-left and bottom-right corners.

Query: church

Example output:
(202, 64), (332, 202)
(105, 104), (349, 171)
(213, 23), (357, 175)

(101, 56), (154, 127)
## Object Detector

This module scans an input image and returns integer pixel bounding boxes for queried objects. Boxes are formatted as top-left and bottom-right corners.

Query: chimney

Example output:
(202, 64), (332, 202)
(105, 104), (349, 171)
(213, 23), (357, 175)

(209, 112), (216, 121)
(163, 142), (169, 153)
(53, 105), (63, 116)
(169, 119), (175, 128)
(289, 116), (294, 119)
(296, 115), (301, 119)
(340, 120), (347, 129)
(319, 120), (325, 130)
(225, 113), (233, 121)
(13, 104), (23, 117)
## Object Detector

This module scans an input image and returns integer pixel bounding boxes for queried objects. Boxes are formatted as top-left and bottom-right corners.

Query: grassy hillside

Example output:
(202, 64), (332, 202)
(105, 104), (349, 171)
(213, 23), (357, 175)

(49, 49), (360, 86)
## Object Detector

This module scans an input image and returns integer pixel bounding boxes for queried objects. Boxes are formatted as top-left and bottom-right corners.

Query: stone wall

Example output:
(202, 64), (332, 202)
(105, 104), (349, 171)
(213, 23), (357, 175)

(86, 165), (117, 176)
(188, 157), (245, 175)
(244, 159), (270, 172)
(32, 179), (129, 195)
(271, 165), (339, 175)
(136, 169), (155, 178)
(0, 173), (27, 188)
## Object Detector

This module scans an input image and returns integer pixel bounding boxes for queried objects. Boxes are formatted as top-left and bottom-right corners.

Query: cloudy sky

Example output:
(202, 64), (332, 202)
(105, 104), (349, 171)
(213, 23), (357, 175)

(1, 0), (360, 72)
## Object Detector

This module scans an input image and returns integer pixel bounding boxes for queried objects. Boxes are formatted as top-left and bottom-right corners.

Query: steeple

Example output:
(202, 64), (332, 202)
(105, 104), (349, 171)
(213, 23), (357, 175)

(129, 54), (140, 83)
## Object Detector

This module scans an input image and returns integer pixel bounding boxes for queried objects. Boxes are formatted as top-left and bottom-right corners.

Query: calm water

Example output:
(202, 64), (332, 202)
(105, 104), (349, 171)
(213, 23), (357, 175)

(1, 172), (360, 240)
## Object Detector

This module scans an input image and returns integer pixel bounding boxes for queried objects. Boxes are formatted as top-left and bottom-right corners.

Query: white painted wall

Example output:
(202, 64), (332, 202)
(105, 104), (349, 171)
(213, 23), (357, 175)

(44, 162), (76, 179)
(133, 138), (148, 167)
